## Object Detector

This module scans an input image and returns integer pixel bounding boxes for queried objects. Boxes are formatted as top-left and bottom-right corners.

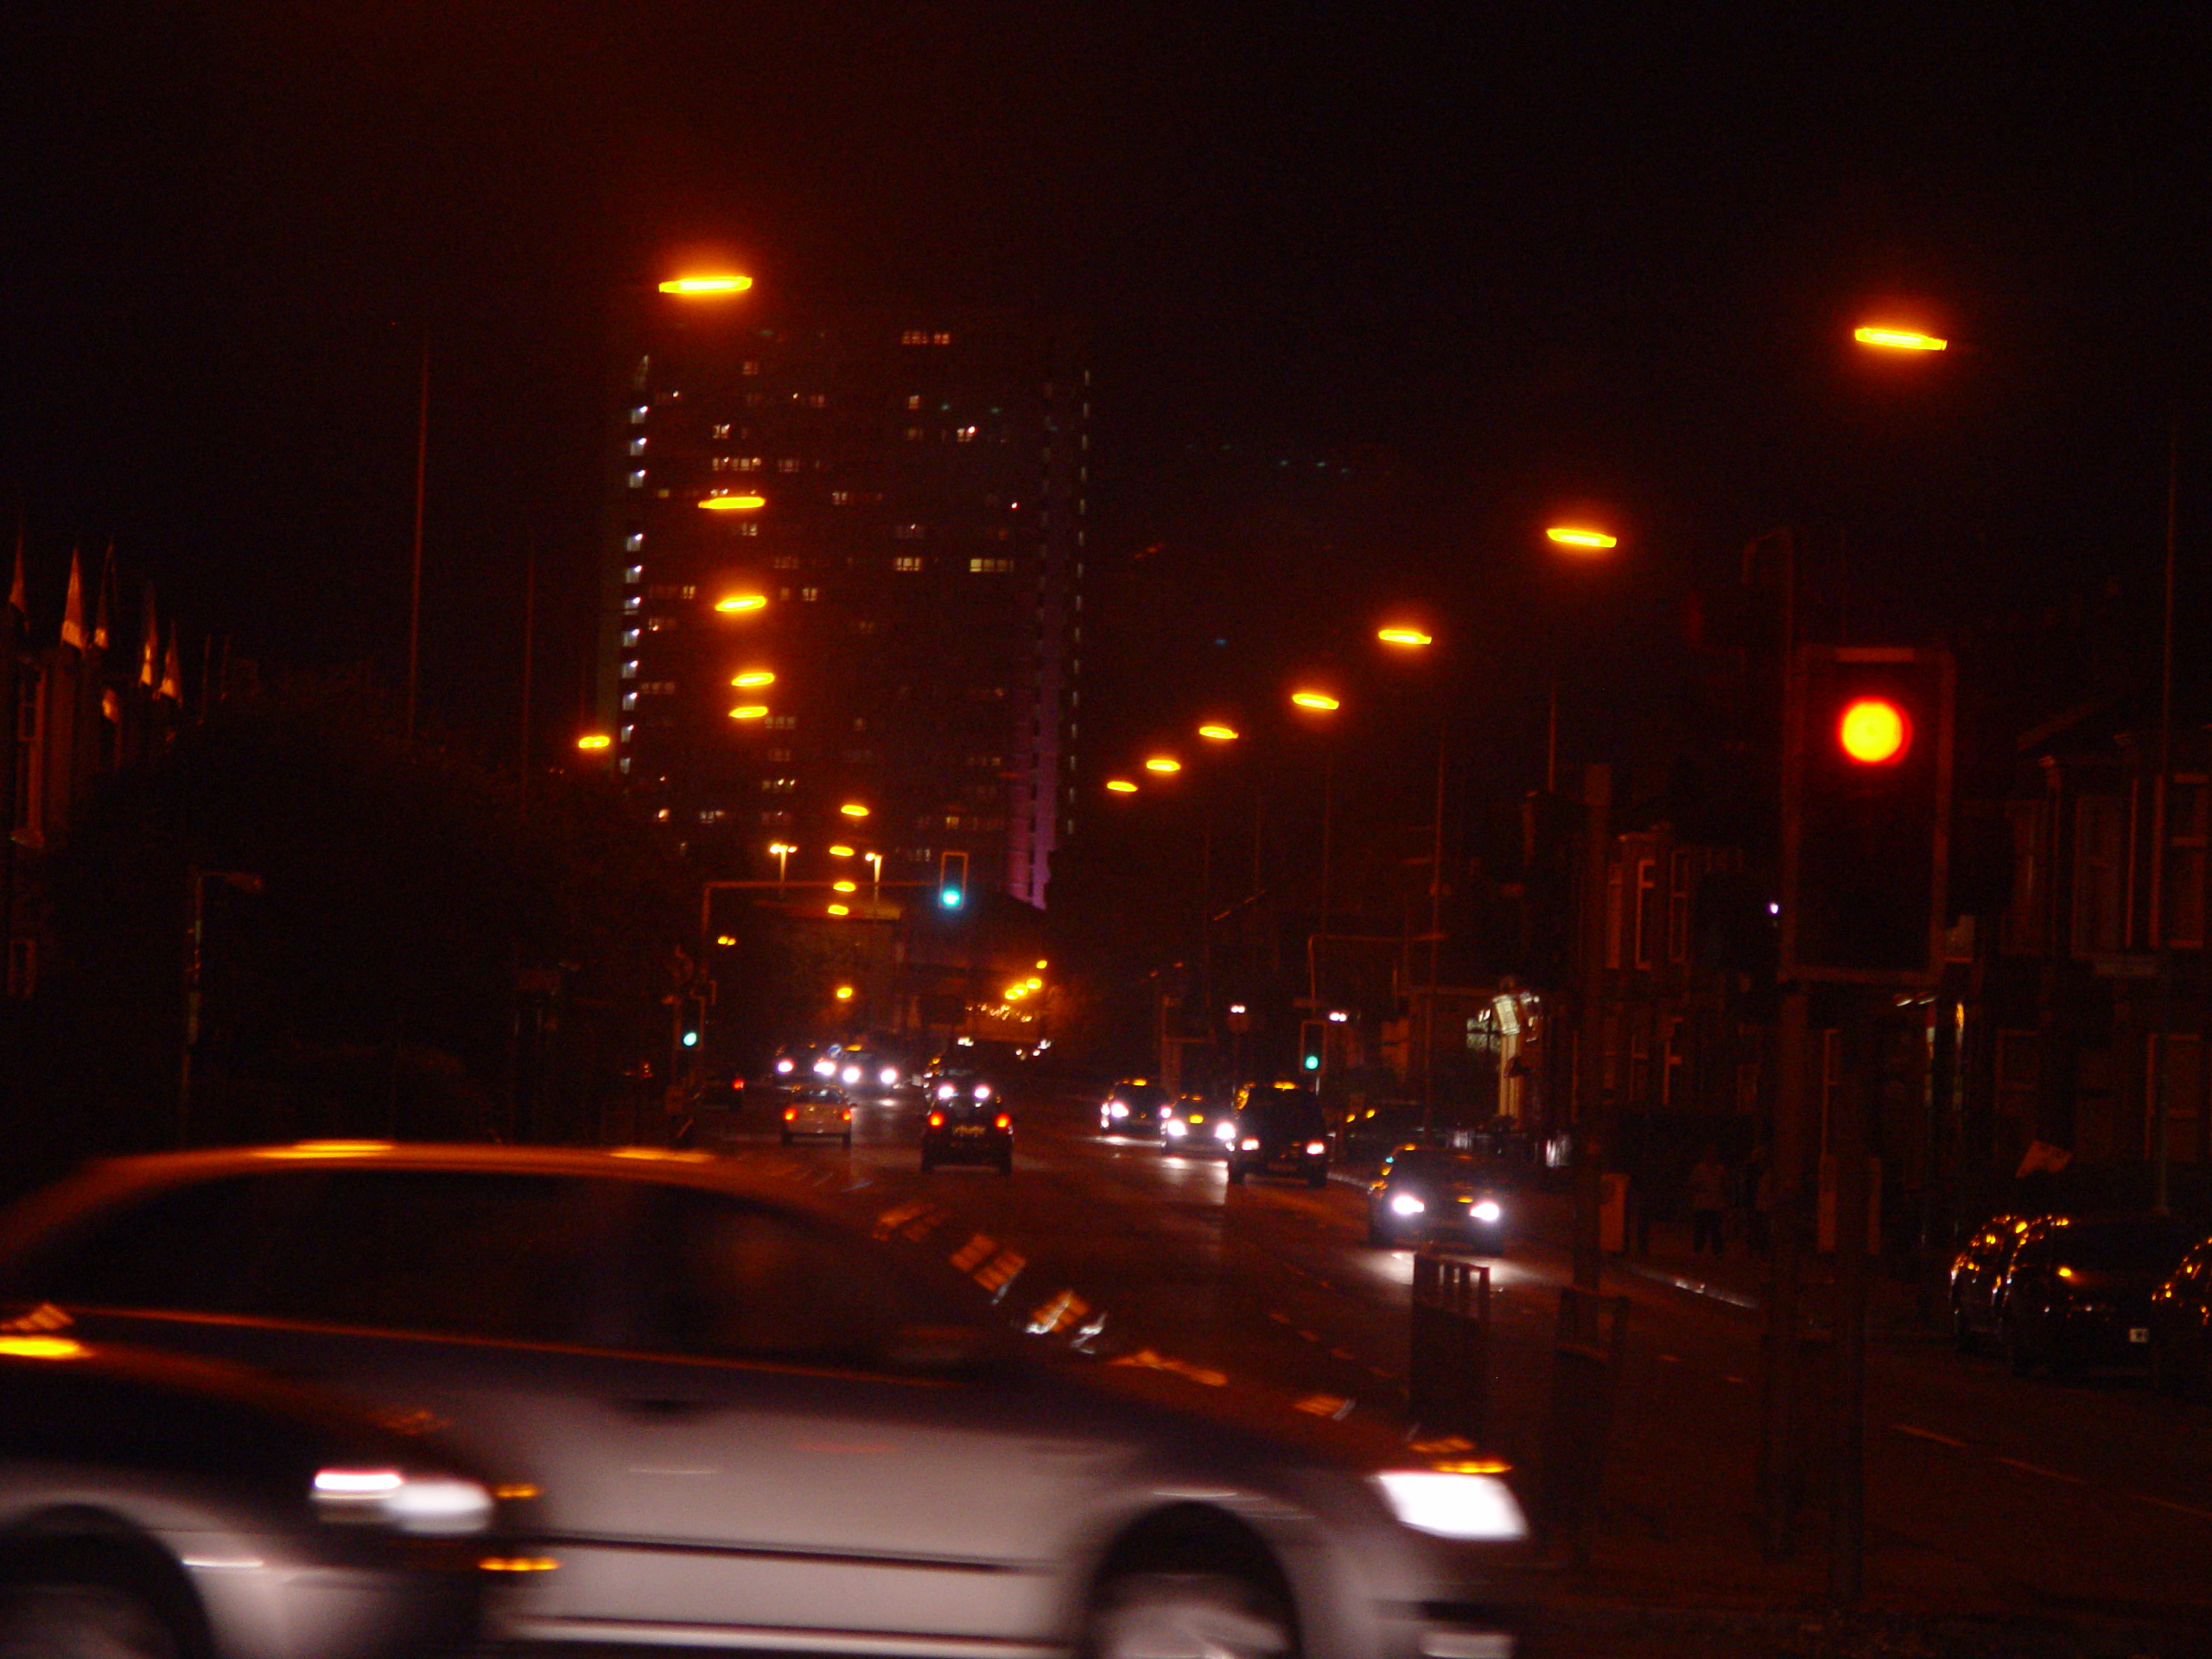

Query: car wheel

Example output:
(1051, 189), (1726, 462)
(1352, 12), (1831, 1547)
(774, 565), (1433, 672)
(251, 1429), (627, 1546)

(2002, 1313), (2035, 1377)
(0, 1579), (186, 1659)
(1083, 1572), (1293, 1659)
(1951, 1301), (1980, 1355)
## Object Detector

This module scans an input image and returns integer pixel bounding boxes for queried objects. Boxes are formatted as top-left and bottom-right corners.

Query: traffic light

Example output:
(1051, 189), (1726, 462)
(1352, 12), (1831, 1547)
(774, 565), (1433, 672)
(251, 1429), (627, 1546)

(1781, 645), (1954, 983)
(938, 849), (968, 911)
(1299, 1020), (1325, 1073)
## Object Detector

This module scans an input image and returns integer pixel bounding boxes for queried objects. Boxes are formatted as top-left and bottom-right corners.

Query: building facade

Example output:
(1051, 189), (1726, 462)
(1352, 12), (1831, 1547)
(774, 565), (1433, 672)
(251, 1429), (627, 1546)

(598, 292), (1088, 909)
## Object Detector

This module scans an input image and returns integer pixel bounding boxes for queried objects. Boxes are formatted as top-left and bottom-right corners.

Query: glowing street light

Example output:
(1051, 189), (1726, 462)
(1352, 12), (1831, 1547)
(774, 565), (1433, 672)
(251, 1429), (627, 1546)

(700, 493), (767, 512)
(1198, 723), (1240, 741)
(766, 841), (797, 889)
(827, 903), (850, 917)
(728, 705), (769, 721)
(1377, 626), (1433, 648)
(658, 274), (754, 296)
(835, 983), (855, 1001)
(1546, 526), (1618, 551)
(828, 844), (855, 858)
(575, 733), (613, 752)
(840, 803), (871, 819)
(730, 670), (775, 688)
(1291, 690), (1340, 712)
(833, 880), (858, 894)
(1144, 756), (1182, 774)
(864, 850), (883, 910)
(1106, 779), (1139, 794)
(1853, 325), (1948, 353)
(715, 594), (767, 613)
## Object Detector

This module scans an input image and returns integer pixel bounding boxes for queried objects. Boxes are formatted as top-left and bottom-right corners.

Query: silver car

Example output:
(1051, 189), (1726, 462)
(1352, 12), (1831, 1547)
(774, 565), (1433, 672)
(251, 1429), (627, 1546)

(0, 1144), (1529, 1659)
(0, 1328), (498, 1659)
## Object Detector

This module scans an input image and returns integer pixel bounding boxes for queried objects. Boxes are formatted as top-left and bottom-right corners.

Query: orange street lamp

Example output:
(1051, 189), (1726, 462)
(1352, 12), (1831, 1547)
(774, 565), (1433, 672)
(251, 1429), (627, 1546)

(839, 803), (870, 819)
(730, 670), (775, 688)
(833, 880), (858, 893)
(828, 844), (855, 858)
(1145, 756), (1182, 774)
(575, 733), (613, 752)
(1853, 325), (1948, 353)
(1838, 697), (1910, 765)
(701, 493), (767, 512)
(1546, 526), (1618, 551)
(767, 841), (797, 889)
(659, 274), (754, 296)
(728, 704), (769, 721)
(1291, 690), (1340, 712)
(1198, 723), (1240, 741)
(835, 983), (855, 1001)
(1377, 626), (1433, 648)
(827, 903), (850, 917)
(715, 594), (767, 613)
(1106, 779), (1139, 794)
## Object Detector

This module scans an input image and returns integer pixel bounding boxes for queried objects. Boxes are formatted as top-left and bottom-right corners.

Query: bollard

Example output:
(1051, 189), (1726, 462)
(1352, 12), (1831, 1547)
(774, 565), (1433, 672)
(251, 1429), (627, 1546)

(1408, 1250), (1491, 1441)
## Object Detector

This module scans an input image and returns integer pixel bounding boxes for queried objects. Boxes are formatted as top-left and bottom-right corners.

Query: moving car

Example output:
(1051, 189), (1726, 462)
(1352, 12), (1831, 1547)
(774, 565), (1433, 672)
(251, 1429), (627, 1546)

(1368, 1147), (1521, 1251)
(780, 1082), (854, 1147)
(0, 1325), (496, 1659)
(1947, 1214), (2030, 1351)
(1227, 1084), (1330, 1188)
(1995, 1213), (2190, 1377)
(0, 1144), (1529, 1659)
(1098, 1078), (1171, 1138)
(2151, 1233), (2212, 1395)
(1160, 1094), (1236, 1155)
(920, 1073), (1013, 1173)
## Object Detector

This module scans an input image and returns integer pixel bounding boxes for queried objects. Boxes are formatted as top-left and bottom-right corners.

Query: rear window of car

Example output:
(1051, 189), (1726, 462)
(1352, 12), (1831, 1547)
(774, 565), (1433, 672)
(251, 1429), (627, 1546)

(21, 1174), (290, 1314)
(2049, 1221), (2188, 1273)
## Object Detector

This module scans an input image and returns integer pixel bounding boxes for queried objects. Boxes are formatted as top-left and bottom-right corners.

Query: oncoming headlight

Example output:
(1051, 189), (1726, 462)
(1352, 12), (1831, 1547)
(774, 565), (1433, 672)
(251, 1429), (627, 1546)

(1165, 1119), (1187, 1139)
(1389, 1193), (1426, 1217)
(1370, 1471), (1527, 1541)
(1472, 1200), (1503, 1223)
(314, 1468), (494, 1536)
(1213, 1119), (1236, 1142)
(975, 1084), (993, 1101)
(842, 1065), (862, 1086)
(937, 1084), (957, 1101)
(1305, 1141), (1327, 1156)
(1109, 1101), (1128, 1119)
(880, 1067), (899, 1088)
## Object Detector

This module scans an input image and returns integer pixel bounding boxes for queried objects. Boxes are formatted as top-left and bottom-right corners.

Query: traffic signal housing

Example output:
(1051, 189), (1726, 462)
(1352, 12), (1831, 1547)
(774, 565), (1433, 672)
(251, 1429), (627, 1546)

(1781, 645), (1954, 984)
(938, 849), (968, 911)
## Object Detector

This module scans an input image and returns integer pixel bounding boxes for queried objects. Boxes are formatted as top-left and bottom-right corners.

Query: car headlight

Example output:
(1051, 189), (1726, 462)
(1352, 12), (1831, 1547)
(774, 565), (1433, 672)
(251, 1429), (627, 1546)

(1305, 1141), (1327, 1156)
(1214, 1119), (1236, 1141)
(1165, 1119), (1187, 1138)
(314, 1467), (494, 1536)
(976, 1084), (993, 1100)
(1370, 1471), (1527, 1541)
(880, 1067), (899, 1087)
(776, 1058), (794, 1074)
(842, 1065), (862, 1086)
(1471, 1200), (1502, 1223)
(813, 1059), (836, 1077)
(1109, 1101), (1128, 1119)
(1389, 1193), (1427, 1217)
(937, 1084), (956, 1101)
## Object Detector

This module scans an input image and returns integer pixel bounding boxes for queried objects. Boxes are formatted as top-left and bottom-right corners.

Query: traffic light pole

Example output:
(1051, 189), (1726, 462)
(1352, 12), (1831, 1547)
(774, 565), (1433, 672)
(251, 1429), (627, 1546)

(1573, 763), (1611, 1292)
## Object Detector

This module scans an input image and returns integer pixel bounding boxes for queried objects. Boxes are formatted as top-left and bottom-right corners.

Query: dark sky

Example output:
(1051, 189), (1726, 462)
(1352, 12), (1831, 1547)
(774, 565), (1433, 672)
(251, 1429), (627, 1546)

(5, 3), (2209, 775)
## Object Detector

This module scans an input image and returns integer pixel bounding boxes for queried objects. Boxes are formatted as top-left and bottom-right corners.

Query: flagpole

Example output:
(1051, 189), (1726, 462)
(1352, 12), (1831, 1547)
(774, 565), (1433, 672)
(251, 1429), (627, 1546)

(405, 331), (429, 741)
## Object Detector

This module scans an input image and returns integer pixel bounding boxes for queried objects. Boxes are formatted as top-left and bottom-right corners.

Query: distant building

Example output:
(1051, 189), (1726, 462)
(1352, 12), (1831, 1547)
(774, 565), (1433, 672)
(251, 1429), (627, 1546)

(597, 291), (1088, 909)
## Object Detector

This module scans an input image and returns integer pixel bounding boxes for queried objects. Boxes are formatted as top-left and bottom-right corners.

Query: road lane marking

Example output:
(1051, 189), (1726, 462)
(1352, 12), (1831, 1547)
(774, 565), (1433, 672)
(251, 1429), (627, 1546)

(1995, 1457), (2087, 1485)
(2138, 1493), (2212, 1522)
(1894, 1424), (1968, 1448)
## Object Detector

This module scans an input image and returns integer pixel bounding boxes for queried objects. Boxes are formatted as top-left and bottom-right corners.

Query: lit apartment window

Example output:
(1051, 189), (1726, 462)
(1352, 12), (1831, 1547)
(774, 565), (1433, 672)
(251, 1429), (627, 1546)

(742, 360), (760, 376)
(805, 393), (828, 408)
(800, 587), (821, 603)
(830, 491), (855, 505)
(621, 692), (638, 710)
(893, 556), (924, 573)
(906, 394), (924, 410)
(969, 558), (1014, 574)
(621, 628), (641, 647)
(956, 426), (978, 442)
(905, 427), (925, 441)
(628, 436), (647, 455)
(626, 532), (645, 551)
(766, 715), (798, 731)
(620, 724), (634, 741)
(620, 659), (639, 679)
(627, 469), (646, 489)
(630, 405), (648, 424)
(712, 423), (731, 439)
(624, 564), (643, 583)
(622, 596), (641, 613)
(777, 459), (801, 473)
(736, 456), (762, 471)
(699, 810), (727, 824)
(901, 332), (931, 346)
(772, 556), (800, 570)
(893, 524), (925, 539)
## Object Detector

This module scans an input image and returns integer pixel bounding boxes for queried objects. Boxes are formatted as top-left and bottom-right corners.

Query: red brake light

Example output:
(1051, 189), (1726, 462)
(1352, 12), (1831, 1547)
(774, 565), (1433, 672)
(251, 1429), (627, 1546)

(842, 1109), (853, 1121)
(928, 1111), (944, 1128)
(994, 1114), (1011, 1130)
(783, 1107), (796, 1122)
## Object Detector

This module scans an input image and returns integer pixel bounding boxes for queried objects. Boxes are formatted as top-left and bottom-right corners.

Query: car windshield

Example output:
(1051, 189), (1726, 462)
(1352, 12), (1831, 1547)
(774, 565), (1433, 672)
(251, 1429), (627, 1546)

(1389, 1151), (1515, 1185)
(2047, 1220), (2188, 1272)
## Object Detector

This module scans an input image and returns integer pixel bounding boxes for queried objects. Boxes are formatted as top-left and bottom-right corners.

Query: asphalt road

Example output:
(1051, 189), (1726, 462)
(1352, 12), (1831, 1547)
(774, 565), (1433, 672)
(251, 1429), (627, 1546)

(722, 1078), (2212, 1635)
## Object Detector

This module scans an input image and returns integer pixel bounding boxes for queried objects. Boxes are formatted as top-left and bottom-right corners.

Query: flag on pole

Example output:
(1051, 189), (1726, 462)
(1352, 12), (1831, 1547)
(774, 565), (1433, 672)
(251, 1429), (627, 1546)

(60, 548), (86, 650)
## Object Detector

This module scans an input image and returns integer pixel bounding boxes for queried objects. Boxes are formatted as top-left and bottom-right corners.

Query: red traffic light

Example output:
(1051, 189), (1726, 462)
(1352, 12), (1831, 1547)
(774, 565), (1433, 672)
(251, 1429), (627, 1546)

(1837, 697), (1910, 766)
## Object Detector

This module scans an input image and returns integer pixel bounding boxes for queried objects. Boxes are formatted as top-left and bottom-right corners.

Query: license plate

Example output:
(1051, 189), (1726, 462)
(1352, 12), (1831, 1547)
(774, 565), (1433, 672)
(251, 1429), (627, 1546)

(2129, 1326), (2150, 1344)
(953, 1125), (984, 1136)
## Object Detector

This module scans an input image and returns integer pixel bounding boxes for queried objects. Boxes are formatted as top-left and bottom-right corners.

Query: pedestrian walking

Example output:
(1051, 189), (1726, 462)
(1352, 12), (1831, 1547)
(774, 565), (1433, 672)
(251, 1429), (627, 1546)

(1689, 1145), (1729, 1256)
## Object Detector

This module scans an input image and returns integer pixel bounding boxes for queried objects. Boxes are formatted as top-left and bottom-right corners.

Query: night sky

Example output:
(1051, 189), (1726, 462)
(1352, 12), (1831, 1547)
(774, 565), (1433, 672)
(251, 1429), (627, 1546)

(6, 3), (2210, 787)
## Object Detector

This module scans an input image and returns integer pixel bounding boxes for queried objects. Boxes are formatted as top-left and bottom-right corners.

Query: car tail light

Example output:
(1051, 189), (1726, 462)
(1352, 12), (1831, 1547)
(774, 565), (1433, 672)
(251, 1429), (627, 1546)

(994, 1114), (1011, 1130)
(1305, 1141), (1327, 1156)
(783, 1107), (797, 1122)
(842, 1109), (853, 1121)
(928, 1111), (944, 1128)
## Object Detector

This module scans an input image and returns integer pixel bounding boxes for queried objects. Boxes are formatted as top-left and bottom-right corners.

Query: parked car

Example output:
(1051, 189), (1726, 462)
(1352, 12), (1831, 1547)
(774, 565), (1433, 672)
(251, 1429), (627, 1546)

(0, 1144), (1529, 1659)
(1948, 1214), (2031, 1351)
(780, 1083), (854, 1147)
(1160, 1094), (1236, 1155)
(1368, 1147), (1522, 1251)
(1227, 1084), (1330, 1188)
(0, 1325), (497, 1659)
(1995, 1213), (2190, 1377)
(2150, 1233), (2212, 1396)
(920, 1074), (1014, 1173)
(1098, 1079), (1171, 1138)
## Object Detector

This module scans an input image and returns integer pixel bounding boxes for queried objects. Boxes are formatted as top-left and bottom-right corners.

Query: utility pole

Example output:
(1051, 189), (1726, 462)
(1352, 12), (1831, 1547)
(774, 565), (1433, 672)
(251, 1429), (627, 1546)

(1573, 762), (1611, 1290)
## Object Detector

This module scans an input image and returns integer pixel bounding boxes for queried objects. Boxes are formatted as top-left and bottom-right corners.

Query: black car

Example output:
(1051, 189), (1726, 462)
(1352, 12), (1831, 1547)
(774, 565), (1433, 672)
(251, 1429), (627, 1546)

(1098, 1079), (1171, 1138)
(921, 1074), (1013, 1173)
(2150, 1234), (2212, 1395)
(1996, 1213), (2190, 1377)
(0, 1328), (497, 1659)
(1226, 1084), (1330, 1188)
(1947, 1213), (2031, 1351)
(1159, 1094), (1236, 1155)
(1368, 1147), (1522, 1251)
(0, 1144), (1529, 1659)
